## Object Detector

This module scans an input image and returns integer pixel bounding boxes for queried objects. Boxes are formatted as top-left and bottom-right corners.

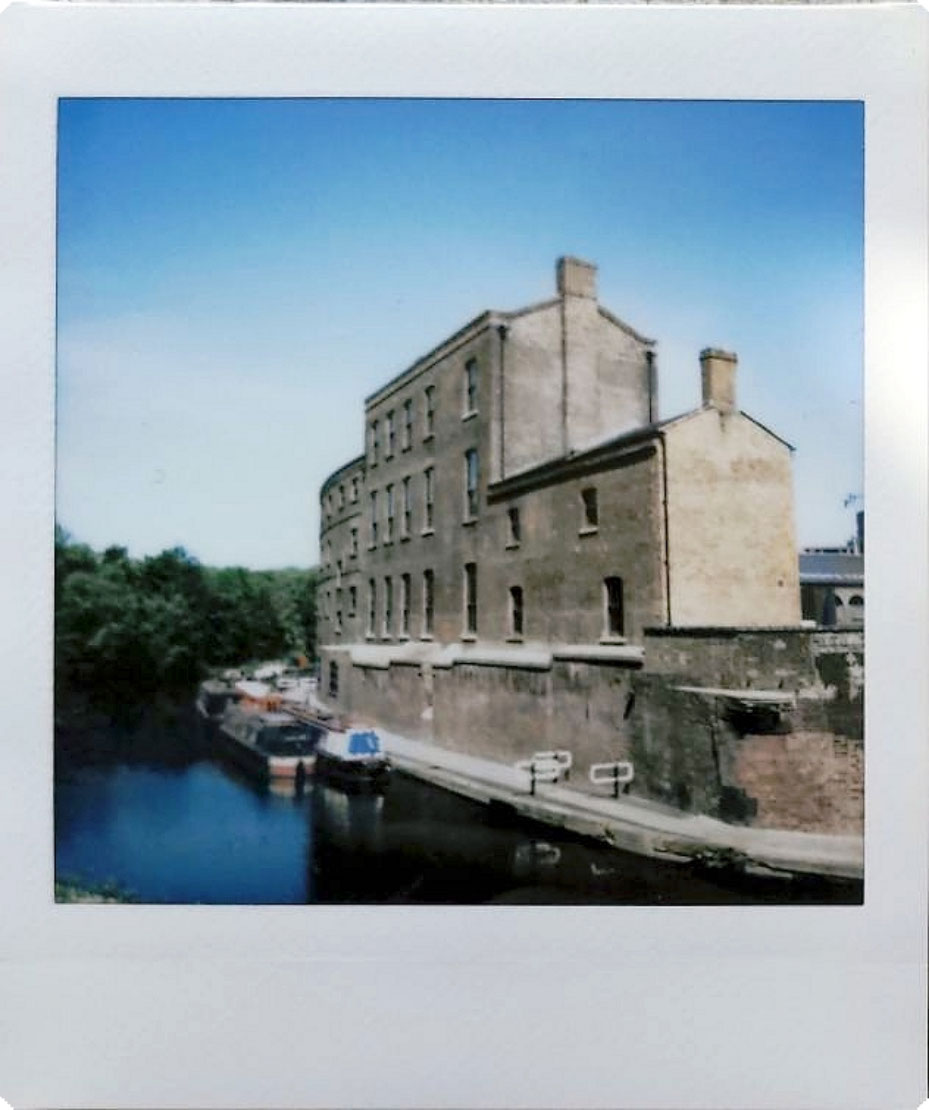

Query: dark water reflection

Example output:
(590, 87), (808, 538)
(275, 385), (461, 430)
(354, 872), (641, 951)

(55, 701), (860, 906)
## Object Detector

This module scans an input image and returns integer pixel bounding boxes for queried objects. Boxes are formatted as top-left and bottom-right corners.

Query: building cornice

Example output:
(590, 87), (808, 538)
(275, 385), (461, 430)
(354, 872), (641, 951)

(320, 454), (366, 497)
(364, 311), (503, 409)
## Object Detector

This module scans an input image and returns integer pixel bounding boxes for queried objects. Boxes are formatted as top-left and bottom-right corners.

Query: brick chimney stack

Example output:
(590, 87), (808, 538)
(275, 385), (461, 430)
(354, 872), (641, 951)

(556, 256), (597, 299)
(700, 348), (738, 414)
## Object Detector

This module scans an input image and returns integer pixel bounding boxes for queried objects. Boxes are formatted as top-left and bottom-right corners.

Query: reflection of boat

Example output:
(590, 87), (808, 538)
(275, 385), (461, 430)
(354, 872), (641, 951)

(315, 727), (391, 791)
(217, 703), (320, 782)
(313, 782), (385, 850)
(195, 679), (241, 721)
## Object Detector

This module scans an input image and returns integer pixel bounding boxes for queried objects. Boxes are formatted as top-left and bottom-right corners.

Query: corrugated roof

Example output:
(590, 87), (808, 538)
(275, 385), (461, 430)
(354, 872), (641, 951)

(798, 552), (864, 584)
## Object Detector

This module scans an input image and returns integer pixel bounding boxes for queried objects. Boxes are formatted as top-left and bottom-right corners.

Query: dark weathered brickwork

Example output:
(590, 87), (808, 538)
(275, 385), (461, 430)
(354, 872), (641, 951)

(314, 260), (861, 834)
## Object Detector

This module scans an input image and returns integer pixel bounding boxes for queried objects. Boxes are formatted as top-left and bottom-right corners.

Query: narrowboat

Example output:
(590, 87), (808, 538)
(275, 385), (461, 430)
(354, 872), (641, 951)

(217, 703), (320, 782)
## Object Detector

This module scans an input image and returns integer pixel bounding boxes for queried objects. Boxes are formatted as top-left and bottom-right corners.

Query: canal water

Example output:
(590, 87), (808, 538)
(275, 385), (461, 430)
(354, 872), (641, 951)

(55, 700), (859, 906)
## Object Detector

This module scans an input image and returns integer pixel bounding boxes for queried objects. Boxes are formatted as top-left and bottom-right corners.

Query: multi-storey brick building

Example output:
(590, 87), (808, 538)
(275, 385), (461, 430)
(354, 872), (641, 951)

(316, 257), (803, 770)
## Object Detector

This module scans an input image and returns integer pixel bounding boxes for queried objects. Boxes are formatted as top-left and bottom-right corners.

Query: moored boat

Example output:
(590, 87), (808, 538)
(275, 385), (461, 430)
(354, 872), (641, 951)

(217, 702), (322, 782)
(196, 679), (241, 721)
(314, 725), (391, 791)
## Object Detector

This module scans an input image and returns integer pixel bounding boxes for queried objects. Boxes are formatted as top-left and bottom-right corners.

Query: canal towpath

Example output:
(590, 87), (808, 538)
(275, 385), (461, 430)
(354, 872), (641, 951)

(375, 728), (863, 882)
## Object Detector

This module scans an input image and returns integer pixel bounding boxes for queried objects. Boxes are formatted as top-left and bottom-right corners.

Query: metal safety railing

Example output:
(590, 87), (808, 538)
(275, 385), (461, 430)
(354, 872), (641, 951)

(589, 760), (635, 798)
(515, 749), (573, 795)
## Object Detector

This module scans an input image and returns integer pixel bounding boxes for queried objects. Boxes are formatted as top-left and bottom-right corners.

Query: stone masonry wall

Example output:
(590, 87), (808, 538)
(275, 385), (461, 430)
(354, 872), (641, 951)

(643, 626), (864, 739)
(627, 674), (864, 832)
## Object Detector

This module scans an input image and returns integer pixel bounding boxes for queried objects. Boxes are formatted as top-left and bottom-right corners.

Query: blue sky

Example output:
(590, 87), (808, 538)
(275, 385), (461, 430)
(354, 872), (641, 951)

(57, 98), (863, 569)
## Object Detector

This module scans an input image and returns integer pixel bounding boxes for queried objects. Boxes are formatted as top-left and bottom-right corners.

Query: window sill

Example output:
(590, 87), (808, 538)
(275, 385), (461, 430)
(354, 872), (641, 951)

(505, 541), (520, 551)
(462, 517), (478, 527)
(599, 635), (626, 646)
(419, 634), (434, 641)
(462, 410), (478, 422)
(505, 635), (524, 644)
(400, 533), (411, 543)
(365, 634), (376, 641)
(460, 633), (478, 643)
(397, 634), (410, 642)
(579, 525), (599, 537)
(383, 539), (393, 547)
(421, 527), (435, 537)
(423, 432), (435, 444)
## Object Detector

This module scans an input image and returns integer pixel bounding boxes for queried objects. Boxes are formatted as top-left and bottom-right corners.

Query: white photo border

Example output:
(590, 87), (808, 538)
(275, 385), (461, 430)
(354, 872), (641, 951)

(0, 5), (925, 1108)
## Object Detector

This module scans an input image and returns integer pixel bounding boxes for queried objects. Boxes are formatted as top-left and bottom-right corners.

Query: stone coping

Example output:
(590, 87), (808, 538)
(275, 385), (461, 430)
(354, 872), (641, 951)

(325, 640), (645, 671)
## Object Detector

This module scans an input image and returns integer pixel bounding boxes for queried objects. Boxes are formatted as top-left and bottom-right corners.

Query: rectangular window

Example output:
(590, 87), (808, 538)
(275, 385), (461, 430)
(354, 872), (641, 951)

(424, 385), (435, 438)
(350, 526), (358, 559)
(509, 586), (524, 638)
(424, 466), (434, 531)
(402, 477), (412, 537)
(383, 576), (393, 637)
(386, 410), (396, 458)
(335, 587), (342, 633)
(339, 484), (345, 509)
(581, 487), (599, 530)
(464, 357), (478, 414)
(400, 573), (411, 637)
(385, 484), (394, 543)
(402, 399), (413, 451)
(423, 570), (434, 636)
(507, 506), (521, 546)
(367, 579), (376, 636)
(351, 476), (358, 502)
(604, 576), (624, 638)
(370, 421), (379, 466)
(328, 661), (339, 699)
(348, 586), (357, 617)
(369, 491), (378, 546)
(464, 449), (479, 519)
(464, 562), (477, 635)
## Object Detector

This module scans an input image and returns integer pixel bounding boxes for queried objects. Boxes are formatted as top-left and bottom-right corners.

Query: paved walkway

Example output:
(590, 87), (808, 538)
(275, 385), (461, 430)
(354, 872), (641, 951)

(378, 729), (864, 881)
